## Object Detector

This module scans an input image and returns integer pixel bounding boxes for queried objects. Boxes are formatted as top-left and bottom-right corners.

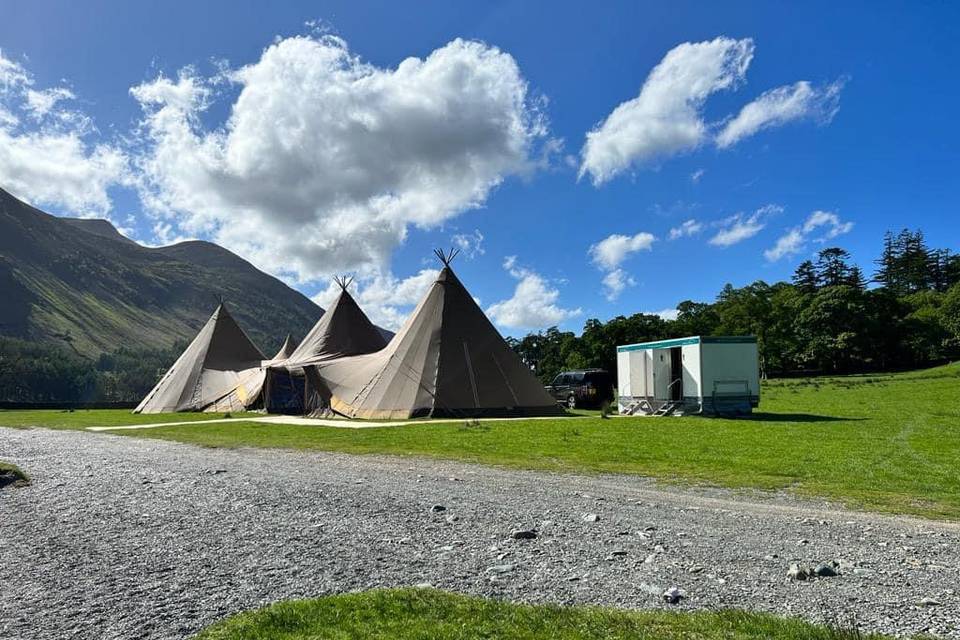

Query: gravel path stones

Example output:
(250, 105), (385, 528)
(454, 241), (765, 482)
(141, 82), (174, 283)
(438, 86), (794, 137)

(1, 427), (959, 639)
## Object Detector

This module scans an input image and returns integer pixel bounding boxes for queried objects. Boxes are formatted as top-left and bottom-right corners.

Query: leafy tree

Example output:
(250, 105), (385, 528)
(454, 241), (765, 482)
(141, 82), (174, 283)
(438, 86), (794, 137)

(941, 282), (960, 350)
(899, 291), (949, 366)
(795, 285), (870, 372)
(673, 301), (720, 337)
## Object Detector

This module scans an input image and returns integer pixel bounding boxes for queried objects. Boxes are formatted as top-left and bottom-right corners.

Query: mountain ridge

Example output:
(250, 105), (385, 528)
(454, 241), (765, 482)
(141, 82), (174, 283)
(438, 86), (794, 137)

(0, 187), (323, 357)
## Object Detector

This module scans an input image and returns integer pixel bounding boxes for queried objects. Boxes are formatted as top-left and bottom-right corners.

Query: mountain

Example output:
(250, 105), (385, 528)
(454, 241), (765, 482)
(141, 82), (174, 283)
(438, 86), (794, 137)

(0, 187), (323, 358)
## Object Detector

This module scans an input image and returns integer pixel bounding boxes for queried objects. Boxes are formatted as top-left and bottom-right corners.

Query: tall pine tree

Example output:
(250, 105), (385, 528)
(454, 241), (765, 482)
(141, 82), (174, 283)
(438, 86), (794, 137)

(816, 248), (855, 288)
(792, 260), (818, 294)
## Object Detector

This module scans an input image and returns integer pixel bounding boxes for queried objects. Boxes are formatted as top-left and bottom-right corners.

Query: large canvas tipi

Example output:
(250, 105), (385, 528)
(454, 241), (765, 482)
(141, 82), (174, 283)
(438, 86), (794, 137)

(312, 251), (563, 419)
(135, 303), (266, 413)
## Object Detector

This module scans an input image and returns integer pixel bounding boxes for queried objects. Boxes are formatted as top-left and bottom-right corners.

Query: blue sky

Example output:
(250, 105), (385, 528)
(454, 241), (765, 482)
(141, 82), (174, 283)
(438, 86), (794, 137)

(1, 1), (958, 335)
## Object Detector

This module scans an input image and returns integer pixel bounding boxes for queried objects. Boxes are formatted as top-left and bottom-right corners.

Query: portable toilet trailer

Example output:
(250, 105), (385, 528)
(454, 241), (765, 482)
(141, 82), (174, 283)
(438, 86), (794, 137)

(616, 336), (759, 416)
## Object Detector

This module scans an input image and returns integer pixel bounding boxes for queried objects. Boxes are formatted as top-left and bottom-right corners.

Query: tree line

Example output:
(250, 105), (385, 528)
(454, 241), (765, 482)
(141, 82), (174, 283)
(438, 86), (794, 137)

(0, 337), (187, 403)
(1, 228), (957, 403)
(508, 229), (960, 384)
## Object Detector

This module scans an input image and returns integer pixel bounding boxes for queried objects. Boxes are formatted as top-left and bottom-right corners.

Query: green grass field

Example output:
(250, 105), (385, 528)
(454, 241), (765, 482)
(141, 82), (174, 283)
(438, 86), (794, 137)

(0, 409), (258, 430)
(193, 588), (887, 640)
(2, 364), (958, 519)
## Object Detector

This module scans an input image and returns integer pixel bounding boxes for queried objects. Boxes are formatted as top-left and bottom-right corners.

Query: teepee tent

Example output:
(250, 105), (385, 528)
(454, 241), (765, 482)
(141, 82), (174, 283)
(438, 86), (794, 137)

(265, 277), (388, 414)
(285, 277), (387, 365)
(270, 334), (299, 361)
(311, 250), (563, 419)
(135, 302), (266, 413)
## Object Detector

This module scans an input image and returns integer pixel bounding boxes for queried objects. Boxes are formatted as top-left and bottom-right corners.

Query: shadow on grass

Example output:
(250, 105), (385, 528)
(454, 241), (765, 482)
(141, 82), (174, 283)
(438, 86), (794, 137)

(740, 412), (867, 423)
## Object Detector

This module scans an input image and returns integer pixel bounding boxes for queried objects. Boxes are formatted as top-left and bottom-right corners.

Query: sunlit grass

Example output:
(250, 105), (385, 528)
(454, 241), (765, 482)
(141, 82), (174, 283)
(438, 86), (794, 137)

(2, 363), (958, 519)
(194, 588), (890, 640)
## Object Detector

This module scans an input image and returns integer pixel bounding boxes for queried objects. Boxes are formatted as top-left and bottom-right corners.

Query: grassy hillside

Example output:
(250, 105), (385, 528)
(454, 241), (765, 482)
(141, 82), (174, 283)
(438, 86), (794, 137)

(194, 589), (888, 640)
(0, 187), (321, 357)
(3, 364), (959, 519)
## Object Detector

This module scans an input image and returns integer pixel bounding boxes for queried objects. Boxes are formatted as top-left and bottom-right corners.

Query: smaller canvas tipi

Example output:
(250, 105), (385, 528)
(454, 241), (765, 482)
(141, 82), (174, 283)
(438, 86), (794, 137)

(270, 334), (299, 362)
(265, 277), (387, 414)
(285, 276), (387, 366)
(135, 302), (266, 413)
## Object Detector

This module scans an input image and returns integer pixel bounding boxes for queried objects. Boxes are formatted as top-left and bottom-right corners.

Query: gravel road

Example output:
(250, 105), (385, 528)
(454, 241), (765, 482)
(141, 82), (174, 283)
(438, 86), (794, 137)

(1, 427), (958, 639)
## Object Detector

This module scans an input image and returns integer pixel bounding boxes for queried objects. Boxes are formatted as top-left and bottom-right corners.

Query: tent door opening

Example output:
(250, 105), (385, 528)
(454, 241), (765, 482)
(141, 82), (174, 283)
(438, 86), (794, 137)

(669, 347), (683, 401)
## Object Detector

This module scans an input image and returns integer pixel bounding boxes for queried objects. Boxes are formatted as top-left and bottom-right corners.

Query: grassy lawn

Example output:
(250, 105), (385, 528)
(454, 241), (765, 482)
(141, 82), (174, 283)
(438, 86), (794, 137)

(0, 461), (30, 487)
(194, 588), (887, 640)
(0, 409), (258, 430)
(1, 364), (958, 519)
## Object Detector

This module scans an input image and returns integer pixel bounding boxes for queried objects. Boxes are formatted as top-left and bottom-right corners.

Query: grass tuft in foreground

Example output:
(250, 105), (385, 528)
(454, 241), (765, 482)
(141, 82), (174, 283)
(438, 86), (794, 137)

(194, 588), (888, 640)
(0, 461), (30, 488)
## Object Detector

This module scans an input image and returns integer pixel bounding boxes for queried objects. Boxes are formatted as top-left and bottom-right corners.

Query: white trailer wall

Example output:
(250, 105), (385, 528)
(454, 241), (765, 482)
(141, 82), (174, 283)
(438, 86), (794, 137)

(680, 343), (701, 399)
(699, 340), (760, 404)
(616, 350), (631, 400)
(617, 349), (654, 410)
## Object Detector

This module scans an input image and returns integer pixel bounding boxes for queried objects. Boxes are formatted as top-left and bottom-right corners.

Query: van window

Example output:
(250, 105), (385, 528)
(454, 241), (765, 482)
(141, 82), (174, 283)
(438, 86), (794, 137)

(585, 372), (609, 386)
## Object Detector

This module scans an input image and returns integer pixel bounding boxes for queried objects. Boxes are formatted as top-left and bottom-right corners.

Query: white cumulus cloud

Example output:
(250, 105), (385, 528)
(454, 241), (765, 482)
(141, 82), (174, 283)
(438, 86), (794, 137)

(717, 78), (846, 148)
(764, 210), (853, 261)
(589, 231), (656, 270)
(579, 37), (754, 185)
(0, 49), (129, 216)
(589, 231), (655, 300)
(130, 35), (549, 284)
(709, 204), (781, 247)
(486, 256), (581, 330)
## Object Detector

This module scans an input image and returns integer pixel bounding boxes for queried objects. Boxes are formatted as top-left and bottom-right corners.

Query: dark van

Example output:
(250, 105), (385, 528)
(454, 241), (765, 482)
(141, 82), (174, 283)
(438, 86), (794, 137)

(545, 369), (614, 409)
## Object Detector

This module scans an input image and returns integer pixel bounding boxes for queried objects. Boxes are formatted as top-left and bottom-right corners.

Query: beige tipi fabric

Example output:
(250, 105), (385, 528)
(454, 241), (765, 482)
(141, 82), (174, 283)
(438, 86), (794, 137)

(268, 283), (387, 414)
(270, 334), (299, 362)
(135, 303), (266, 413)
(311, 266), (562, 419)
(285, 283), (386, 366)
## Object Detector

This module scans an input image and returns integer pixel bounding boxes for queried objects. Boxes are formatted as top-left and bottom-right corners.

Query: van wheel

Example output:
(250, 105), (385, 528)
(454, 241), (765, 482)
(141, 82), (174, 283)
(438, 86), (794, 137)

(567, 395), (577, 409)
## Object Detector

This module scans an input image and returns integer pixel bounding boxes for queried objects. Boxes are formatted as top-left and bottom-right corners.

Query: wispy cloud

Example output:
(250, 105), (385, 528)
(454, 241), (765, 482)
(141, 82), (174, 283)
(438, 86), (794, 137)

(764, 210), (853, 261)
(669, 219), (703, 240)
(717, 78), (846, 148)
(708, 204), (782, 247)
(451, 229), (485, 259)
